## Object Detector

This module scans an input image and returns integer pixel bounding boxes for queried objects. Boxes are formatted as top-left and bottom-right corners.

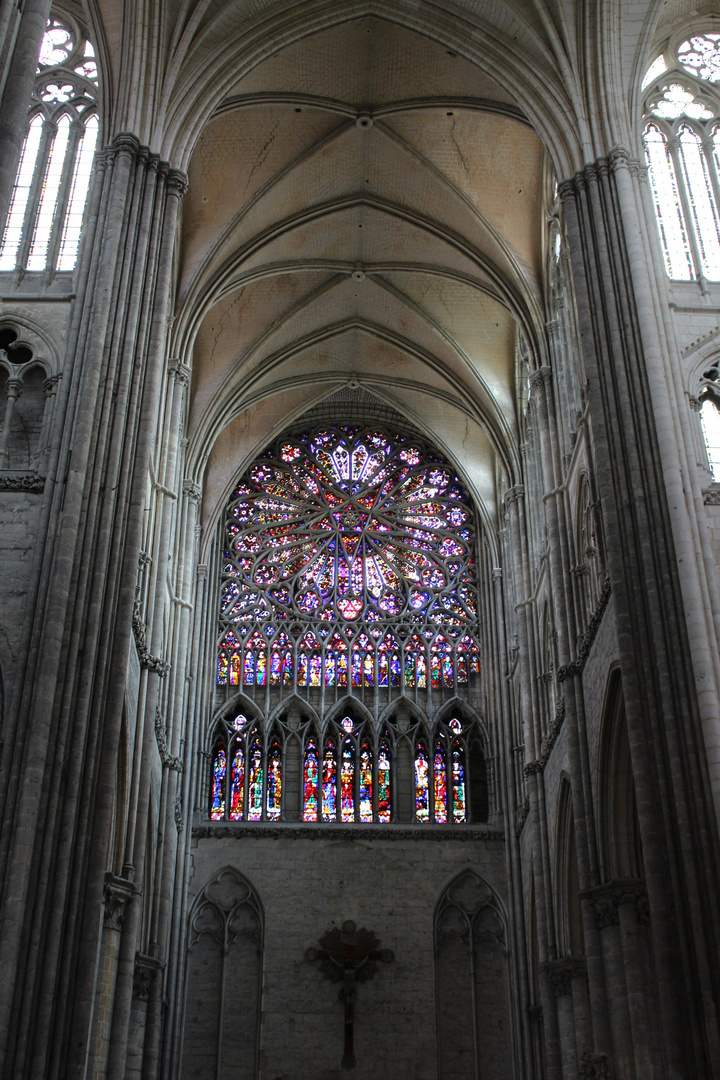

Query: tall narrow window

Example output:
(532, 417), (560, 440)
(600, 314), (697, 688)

(358, 741), (373, 822)
(701, 398), (720, 480)
(340, 738), (355, 822)
(644, 123), (694, 279)
(434, 742), (448, 823)
(229, 744), (245, 821)
(642, 36), (720, 281)
(676, 124), (720, 278)
(378, 738), (392, 822)
(415, 743), (430, 822)
(303, 738), (320, 821)
(211, 743), (226, 821)
(0, 19), (99, 273)
(266, 741), (282, 820)
(322, 740), (337, 822)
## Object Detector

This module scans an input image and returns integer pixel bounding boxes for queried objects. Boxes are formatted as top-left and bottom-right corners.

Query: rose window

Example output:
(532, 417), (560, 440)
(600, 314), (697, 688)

(217, 425), (481, 694)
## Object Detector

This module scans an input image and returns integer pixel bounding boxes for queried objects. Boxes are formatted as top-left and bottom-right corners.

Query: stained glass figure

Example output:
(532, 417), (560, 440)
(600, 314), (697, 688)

(211, 743), (226, 820)
(378, 740), (392, 822)
(415, 743), (430, 822)
(434, 743), (448, 823)
(229, 745), (244, 820)
(341, 738), (355, 822)
(322, 740), (337, 821)
(452, 743), (466, 823)
(266, 742), (282, 820)
(303, 739), (320, 821)
(341, 716), (354, 733)
(247, 735), (263, 821)
(359, 742), (373, 822)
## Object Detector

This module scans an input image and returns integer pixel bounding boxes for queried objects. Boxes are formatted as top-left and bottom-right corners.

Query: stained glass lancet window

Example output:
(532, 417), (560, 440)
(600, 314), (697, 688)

(0, 19), (99, 273)
(217, 425), (481, 699)
(642, 33), (720, 281)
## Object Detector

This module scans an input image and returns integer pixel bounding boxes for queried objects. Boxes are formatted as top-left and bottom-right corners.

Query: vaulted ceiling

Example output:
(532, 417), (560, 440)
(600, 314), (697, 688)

(171, 17), (551, 540)
(71, 0), (712, 540)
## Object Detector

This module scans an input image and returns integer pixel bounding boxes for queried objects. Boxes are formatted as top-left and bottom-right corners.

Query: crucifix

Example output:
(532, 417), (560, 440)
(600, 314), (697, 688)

(306, 920), (393, 1070)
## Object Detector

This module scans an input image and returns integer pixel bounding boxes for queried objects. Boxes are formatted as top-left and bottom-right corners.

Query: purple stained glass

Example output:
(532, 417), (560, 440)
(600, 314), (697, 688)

(266, 742), (282, 820)
(247, 736), (263, 821)
(211, 744), (226, 820)
(341, 738), (355, 822)
(434, 744), (448, 823)
(230, 745), (245, 820)
(415, 744), (429, 822)
(359, 742), (373, 822)
(322, 741), (337, 821)
(378, 740), (391, 822)
(303, 739), (319, 821)
(452, 743), (466, 823)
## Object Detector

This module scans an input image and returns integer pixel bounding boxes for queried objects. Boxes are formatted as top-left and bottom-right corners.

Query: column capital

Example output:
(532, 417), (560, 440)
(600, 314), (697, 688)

(183, 479), (201, 502)
(169, 358), (191, 386)
(103, 873), (135, 931)
(504, 484), (525, 507)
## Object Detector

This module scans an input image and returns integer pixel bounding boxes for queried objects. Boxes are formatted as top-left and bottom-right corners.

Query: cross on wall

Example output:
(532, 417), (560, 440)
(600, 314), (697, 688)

(306, 920), (394, 1070)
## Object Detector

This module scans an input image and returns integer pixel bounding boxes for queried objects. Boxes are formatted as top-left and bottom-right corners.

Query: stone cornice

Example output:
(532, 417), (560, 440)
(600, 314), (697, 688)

(193, 824), (505, 842)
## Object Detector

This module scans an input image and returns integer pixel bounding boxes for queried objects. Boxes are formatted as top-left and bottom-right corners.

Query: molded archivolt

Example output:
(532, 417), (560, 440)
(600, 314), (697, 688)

(181, 867), (263, 1080)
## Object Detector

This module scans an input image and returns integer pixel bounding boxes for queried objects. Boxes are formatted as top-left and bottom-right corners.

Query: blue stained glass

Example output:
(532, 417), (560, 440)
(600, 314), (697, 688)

(297, 653), (308, 686)
(378, 652), (389, 686)
(341, 738), (355, 822)
(322, 741), (337, 821)
(248, 736), (263, 821)
(243, 652), (255, 686)
(352, 651), (363, 687)
(359, 743), (373, 822)
(270, 650), (282, 685)
(415, 744), (429, 822)
(229, 746), (244, 820)
(378, 740), (391, 822)
(211, 745), (226, 820)
(266, 743), (282, 820)
(325, 654), (336, 687)
(304, 739), (319, 821)
(452, 743), (466, 823)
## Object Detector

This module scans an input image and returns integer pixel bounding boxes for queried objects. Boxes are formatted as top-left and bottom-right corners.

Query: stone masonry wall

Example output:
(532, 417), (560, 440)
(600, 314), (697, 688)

(185, 829), (508, 1080)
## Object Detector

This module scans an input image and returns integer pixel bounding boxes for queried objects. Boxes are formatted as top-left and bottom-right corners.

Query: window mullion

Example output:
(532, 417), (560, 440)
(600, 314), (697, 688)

(670, 131), (706, 282)
(47, 117), (82, 271)
(703, 131), (720, 254)
(18, 118), (56, 270)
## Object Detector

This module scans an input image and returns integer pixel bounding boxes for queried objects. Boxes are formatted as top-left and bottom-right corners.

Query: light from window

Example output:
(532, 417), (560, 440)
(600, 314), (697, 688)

(676, 124), (720, 278)
(56, 115), (98, 270)
(678, 33), (720, 83)
(643, 123), (695, 279)
(0, 19), (98, 274)
(642, 54), (668, 91)
(0, 117), (43, 271)
(649, 83), (713, 121)
(26, 114), (70, 270)
(701, 399), (720, 480)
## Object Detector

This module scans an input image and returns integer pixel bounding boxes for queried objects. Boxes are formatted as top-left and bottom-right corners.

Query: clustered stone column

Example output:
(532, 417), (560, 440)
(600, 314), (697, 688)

(0, 132), (187, 1080)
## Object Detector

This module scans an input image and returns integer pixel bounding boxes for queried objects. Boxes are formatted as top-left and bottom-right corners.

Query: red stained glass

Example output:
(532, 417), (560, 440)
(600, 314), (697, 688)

(303, 740), (319, 821)
(229, 745), (244, 820)
(434, 743), (448, 823)
(322, 740), (337, 821)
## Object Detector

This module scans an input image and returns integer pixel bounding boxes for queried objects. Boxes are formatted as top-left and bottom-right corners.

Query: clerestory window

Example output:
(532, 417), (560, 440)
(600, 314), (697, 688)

(0, 18), (99, 274)
(642, 32), (720, 281)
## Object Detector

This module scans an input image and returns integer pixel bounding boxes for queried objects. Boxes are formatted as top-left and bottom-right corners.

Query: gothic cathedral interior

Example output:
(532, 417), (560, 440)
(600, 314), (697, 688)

(1, 2), (720, 1078)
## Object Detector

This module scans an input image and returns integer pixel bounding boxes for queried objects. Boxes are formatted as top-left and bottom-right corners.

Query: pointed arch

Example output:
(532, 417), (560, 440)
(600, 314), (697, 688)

(181, 867), (263, 1080)
(555, 776), (584, 958)
(598, 669), (643, 882)
(435, 869), (513, 1079)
